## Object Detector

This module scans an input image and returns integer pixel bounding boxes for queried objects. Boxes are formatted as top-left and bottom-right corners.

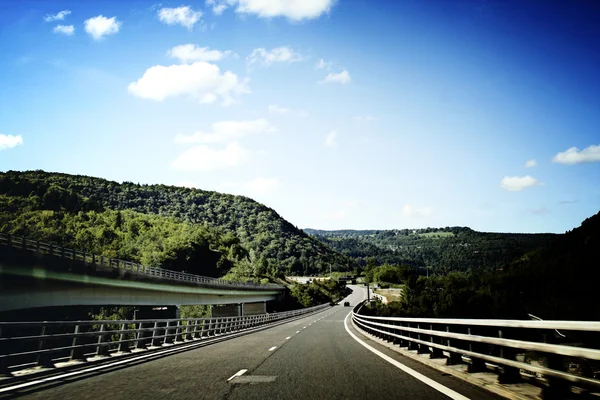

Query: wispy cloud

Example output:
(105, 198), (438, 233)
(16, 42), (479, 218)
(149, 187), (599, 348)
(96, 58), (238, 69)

(316, 58), (332, 70)
(44, 10), (71, 22)
(84, 15), (121, 40)
(324, 130), (338, 147)
(354, 115), (375, 122)
(167, 44), (232, 63)
(52, 25), (74, 36)
(553, 145), (600, 165)
(320, 69), (351, 84)
(525, 159), (537, 168)
(175, 119), (275, 144)
(500, 175), (544, 191)
(128, 62), (250, 106)
(558, 199), (579, 205)
(157, 6), (202, 29)
(401, 204), (433, 218)
(234, 0), (335, 20)
(247, 47), (304, 67)
(0, 134), (23, 150)
(268, 104), (308, 117)
(527, 207), (549, 215)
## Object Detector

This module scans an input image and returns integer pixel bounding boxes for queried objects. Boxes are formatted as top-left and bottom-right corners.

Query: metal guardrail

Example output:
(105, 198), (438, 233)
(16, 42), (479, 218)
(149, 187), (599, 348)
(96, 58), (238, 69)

(0, 303), (330, 376)
(352, 302), (600, 394)
(0, 233), (282, 290)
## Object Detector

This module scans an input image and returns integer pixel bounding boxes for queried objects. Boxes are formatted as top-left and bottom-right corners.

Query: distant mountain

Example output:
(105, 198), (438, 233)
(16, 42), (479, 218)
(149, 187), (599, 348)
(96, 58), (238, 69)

(305, 226), (556, 273)
(0, 170), (353, 278)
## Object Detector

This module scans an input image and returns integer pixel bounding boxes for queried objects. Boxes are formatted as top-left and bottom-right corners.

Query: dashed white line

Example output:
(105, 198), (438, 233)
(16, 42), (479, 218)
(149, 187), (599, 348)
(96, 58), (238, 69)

(227, 369), (248, 381)
(296, 330), (300, 333)
(268, 346), (277, 351)
(285, 336), (291, 340)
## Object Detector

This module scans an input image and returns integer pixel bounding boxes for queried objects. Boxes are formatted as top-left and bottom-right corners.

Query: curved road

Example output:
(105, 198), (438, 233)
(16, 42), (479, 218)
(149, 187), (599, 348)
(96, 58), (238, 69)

(7, 286), (501, 400)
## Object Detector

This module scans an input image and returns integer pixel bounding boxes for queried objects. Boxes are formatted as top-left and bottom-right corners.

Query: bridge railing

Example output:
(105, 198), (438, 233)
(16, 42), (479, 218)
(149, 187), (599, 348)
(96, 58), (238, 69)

(0, 303), (330, 376)
(0, 233), (282, 290)
(352, 302), (600, 395)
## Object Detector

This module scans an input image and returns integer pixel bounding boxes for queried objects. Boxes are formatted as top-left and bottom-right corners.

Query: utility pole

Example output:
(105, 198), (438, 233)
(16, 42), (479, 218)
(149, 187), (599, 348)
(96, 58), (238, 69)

(366, 282), (370, 302)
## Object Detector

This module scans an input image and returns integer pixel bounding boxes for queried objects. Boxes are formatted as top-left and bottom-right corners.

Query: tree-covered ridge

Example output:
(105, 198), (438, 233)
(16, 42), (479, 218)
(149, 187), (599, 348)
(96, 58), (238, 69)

(363, 211), (600, 321)
(305, 226), (556, 273)
(0, 170), (353, 276)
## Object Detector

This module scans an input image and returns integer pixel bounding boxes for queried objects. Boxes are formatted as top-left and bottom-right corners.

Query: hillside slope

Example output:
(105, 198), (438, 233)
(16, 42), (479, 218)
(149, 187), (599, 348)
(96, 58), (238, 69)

(305, 227), (556, 273)
(0, 170), (353, 277)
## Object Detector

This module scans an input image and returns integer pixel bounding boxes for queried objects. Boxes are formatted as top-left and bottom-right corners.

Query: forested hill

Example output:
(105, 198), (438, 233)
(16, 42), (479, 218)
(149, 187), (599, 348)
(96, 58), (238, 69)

(0, 170), (353, 277)
(304, 226), (557, 273)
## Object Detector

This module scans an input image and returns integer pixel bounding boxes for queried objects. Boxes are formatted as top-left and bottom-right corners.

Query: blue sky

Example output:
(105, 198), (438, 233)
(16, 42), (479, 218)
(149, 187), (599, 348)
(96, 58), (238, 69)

(0, 0), (599, 233)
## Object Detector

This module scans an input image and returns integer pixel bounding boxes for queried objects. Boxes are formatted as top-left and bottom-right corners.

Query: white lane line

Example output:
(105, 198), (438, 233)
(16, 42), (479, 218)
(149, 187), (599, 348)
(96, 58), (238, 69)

(268, 346), (277, 351)
(228, 369), (248, 381)
(296, 330), (300, 333)
(343, 313), (470, 400)
(285, 336), (291, 340)
(302, 326), (306, 329)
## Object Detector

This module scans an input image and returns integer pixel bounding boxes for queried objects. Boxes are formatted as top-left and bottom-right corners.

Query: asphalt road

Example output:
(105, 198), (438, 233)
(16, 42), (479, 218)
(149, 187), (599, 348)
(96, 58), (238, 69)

(8, 286), (502, 400)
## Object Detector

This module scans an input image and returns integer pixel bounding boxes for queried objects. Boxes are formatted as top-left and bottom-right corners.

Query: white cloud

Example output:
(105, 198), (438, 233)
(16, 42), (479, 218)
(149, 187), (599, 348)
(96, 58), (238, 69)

(552, 145), (600, 165)
(316, 58), (332, 70)
(268, 104), (290, 115)
(220, 177), (280, 198)
(267, 104), (308, 117)
(324, 130), (338, 147)
(128, 62), (250, 106)
(44, 10), (71, 22)
(320, 69), (351, 84)
(84, 15), (121, 40)
(52, 25), (74, 36)
(500, 175), (544, 191)
(206, 0), (233, 15)
(402, 204), (433, 218)
(0, 134), (23, 150)
(175, 119), (275, 144)
(235, 0), (335, 20)
(172, 142), (250, 171)
(167, 44), (232, 63)
(525, 159), (537, 168)
(158, 6), (202, 29)
(247, 47), (304, 67)
(354, 115), (375, 122)
(327, 201), (358, 220)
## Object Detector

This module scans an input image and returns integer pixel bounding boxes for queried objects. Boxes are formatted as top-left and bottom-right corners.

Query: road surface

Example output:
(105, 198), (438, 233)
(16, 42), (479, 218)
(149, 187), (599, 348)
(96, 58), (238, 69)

(6, 286), (500, 400)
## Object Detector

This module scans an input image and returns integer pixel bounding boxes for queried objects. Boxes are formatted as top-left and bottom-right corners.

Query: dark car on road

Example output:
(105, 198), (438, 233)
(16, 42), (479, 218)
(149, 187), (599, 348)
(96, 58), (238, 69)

(344, 301), (350, 307)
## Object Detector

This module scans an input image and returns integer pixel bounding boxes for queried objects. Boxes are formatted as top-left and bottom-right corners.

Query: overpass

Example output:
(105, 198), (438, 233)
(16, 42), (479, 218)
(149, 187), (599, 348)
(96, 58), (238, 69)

(0, 234), (285, 315)
(0, 285), (598, 399)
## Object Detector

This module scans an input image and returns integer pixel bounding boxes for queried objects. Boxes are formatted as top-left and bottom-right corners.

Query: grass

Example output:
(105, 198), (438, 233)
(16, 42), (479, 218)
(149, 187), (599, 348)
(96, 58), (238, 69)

(418, 231), (455, 238)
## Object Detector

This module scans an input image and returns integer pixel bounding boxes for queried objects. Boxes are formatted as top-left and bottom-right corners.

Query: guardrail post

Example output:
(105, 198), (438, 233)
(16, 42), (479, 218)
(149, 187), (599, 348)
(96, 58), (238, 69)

(117, 323), (131, 353)
(445, 325), (462, 365)
(174, 320), (183, 343)
(541, 333), (571, 399)
(466, 327), (486, 373)
(429, 324), (444, 359)
(150, 322), (161, 347)
(497, 329), (521, 383)
(135, 322), (147, 349)
(36, 326), (55, 368)
(96, 324), (109, 357)
(70, 325), (86, 360)
(164, 321), (173, 344)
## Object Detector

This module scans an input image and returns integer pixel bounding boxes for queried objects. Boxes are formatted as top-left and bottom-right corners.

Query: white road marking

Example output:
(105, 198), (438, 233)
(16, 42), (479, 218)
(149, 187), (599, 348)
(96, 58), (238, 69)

(344, 312), (470, 400)
(285, 336), (291, 340)
(228, 369), (248, 381)
(303, 327), (306, 329)
(268, 346), (277, 351)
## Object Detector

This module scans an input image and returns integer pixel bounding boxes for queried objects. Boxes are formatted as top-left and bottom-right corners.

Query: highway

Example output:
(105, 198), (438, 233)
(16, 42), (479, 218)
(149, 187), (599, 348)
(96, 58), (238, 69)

(7, 286), (501, 400)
